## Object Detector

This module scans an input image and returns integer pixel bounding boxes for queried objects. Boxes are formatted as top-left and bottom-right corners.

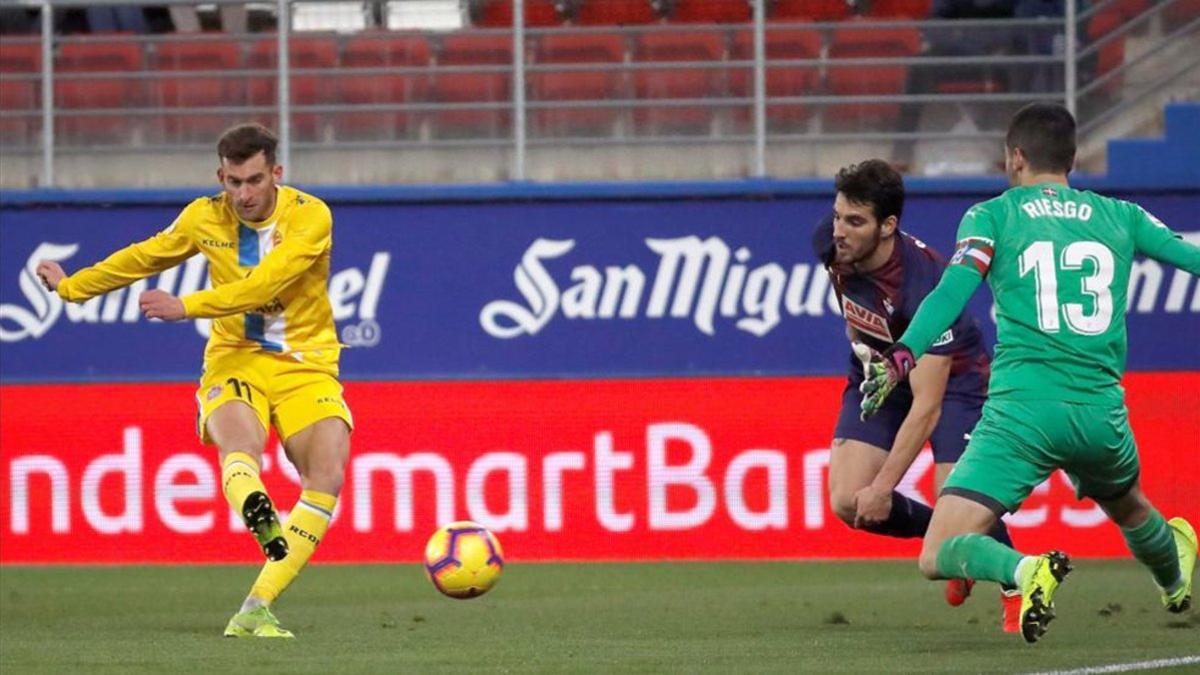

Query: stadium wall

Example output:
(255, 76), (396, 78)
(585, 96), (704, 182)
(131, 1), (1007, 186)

(2, 179), (1198, 563)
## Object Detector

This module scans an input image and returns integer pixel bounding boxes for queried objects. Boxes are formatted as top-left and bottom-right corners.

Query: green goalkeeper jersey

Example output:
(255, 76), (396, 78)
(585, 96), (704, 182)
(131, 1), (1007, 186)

(903, 182), (1200, 406)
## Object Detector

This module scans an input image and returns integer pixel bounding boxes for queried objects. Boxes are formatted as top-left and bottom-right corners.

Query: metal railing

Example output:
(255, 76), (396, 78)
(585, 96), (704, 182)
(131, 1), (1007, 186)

(0, 0), (1193, 186)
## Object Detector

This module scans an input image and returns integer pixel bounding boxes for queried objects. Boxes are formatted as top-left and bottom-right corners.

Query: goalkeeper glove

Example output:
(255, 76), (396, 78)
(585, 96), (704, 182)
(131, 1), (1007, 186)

(853, 341), (916, 421)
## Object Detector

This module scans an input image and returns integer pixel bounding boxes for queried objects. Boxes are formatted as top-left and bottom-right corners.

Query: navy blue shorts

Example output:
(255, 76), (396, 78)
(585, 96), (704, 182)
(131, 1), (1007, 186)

(833, 378), (983, 464)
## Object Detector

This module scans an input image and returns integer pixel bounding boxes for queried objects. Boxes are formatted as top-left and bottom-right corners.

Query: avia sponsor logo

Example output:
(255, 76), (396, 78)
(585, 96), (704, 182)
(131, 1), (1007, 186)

(480, 237), (841, 339)
(841, 296), (893, 343)
(0, 244), (391, 346)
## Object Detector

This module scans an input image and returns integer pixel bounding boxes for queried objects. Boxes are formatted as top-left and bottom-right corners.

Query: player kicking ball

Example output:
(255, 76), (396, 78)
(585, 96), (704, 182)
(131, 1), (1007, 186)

(36, 124), (353, 639)
(814, 160), (1020, 632)
(858, 103), (1198, 643)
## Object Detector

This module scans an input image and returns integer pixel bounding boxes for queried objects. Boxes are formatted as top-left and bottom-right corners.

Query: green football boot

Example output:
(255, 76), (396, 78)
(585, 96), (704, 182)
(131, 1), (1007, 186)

(1017, 551), (1072, 644)
(242, 491), (288, 562)
(1164, 517), (1196, 613)
(223, 606), (294, 639)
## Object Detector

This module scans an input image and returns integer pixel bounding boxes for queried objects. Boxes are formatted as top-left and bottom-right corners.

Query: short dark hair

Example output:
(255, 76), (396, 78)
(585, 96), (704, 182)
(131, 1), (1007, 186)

(217, 123), (277, 165)
(834, 159), (905, 224)
(1006, 103), (1076, 174)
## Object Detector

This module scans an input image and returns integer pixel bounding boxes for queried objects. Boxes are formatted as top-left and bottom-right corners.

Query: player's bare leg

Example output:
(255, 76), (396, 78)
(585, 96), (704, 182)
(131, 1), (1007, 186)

(1095, 483), (1192, 613)
(207, 402), (287, 562)
(828, 438), (935, 537)
(829, 438), (886, 526)
(229, 417), (350, 637)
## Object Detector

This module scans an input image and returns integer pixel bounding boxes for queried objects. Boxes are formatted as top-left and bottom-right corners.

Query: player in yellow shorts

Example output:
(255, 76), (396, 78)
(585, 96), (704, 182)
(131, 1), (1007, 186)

(36, 123), (351, 639)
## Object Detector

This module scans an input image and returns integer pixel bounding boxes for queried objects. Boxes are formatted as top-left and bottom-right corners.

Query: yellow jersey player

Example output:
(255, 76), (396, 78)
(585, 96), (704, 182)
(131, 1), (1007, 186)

(35, 124), (352, 639)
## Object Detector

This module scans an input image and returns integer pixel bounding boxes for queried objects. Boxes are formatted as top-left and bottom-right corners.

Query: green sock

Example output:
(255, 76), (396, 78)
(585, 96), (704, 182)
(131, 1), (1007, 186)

(1121, 509), (1181, 590)
(936, 533), (1025, 586)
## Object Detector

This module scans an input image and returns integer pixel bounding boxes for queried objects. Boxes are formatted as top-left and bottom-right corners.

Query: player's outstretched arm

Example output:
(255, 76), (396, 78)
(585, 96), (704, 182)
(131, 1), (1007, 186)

(854, 353), (951, 527)
(40, 211), (198, 303)
(1131, 205), (1200, 274)
(179, 202), (331, 319)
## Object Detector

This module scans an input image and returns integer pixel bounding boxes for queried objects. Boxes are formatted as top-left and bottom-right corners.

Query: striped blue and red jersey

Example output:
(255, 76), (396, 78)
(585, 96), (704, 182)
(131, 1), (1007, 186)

(813, 216), (991, 400)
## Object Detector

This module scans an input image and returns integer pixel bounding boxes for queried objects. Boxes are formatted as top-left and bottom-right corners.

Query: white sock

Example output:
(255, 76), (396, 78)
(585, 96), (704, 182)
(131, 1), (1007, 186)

(1013, 556), (1036, 586)
(239, 595), (268, 613)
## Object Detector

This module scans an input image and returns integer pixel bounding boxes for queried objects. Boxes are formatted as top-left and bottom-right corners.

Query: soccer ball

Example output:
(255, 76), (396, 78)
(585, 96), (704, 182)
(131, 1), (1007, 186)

(423, 521), (504, 599)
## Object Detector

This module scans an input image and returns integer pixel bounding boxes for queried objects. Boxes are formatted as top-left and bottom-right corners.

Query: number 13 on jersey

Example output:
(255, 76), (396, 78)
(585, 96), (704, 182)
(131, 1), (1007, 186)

(1019, 240), (1115, 335)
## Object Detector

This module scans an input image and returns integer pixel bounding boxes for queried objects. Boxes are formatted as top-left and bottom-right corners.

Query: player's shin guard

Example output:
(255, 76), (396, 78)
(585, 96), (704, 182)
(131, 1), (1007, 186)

(249, 490), (337, 603)
(860, 492), (933, 538)
(936, 533), (1025, 586)
(221, 452), (269, 512)
(1121, 509), (1182, 590)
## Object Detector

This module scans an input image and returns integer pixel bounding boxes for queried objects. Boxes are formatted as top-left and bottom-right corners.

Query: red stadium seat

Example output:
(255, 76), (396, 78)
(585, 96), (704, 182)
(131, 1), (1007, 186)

(338, 33), (431, 139)
(343, 32), (431, 67)
(729, 26), (821, 129)
(54, 38), (144, 144)
(826, 22), (921, 128)
(148, 40), (242, 143)
(246, 35), (338, 141)
(671, 0), (752, 23)
(0, 41), (41, 73)
(0, 42), (41, 145)
(57, 39), (143, 72)
(475, 0), (562, 26)
(867, 0), (932, 18)
(431, 34), (513, 137)
(1113, 0), (1151, 19)
(0, 80), (38, 144)
(576, 0), (661, 25)
(531, 33), (625, 136)
(1086, 10), (1126, 95)
(632, 31), (723, 134)
(1164, 0), (1199, 24)
(771, 0), (849, 21)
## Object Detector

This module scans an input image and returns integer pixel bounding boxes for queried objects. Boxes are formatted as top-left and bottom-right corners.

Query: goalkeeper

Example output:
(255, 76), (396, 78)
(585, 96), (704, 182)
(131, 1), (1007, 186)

(859, 103), (1198, 643)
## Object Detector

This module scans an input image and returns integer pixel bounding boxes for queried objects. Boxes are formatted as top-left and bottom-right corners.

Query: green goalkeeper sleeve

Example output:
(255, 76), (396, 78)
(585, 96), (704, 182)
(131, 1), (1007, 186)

(900, 264), (983, 360)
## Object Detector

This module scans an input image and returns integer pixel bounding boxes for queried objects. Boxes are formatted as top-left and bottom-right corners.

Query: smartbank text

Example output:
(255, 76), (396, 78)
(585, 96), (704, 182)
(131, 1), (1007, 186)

(5, 422), (1107, 538)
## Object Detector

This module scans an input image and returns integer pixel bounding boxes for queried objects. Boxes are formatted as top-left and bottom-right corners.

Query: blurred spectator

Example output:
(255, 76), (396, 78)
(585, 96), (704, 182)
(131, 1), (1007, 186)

(168, 3), (249, 33)
(1013, 0), (1064, 93)
(0, 7), (37, 34)
(932, 0), (1015, 18)
(55, 7), (91, 35)
(86, 5), (150, 33)
(895, 0), (1018, 168)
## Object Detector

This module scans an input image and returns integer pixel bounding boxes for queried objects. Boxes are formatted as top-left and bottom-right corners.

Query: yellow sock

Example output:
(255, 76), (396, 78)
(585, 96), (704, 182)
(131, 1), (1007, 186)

(249, 489), (336, 603)
(221, 452), (268, 513)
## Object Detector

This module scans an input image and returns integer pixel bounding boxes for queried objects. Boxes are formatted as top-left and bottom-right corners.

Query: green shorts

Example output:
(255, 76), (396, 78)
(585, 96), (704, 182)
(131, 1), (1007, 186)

(941, 398), (1140, 515)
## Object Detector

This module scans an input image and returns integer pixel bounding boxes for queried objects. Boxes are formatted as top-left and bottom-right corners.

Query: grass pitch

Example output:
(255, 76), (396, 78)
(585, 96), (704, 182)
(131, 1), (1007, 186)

(1, 561), (1197, 673)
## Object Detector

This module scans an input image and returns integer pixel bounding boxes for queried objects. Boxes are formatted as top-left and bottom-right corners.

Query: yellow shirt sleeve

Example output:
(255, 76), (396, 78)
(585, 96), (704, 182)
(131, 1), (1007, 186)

(180, 201), (332, 319)
(57, 202), (200, 303)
